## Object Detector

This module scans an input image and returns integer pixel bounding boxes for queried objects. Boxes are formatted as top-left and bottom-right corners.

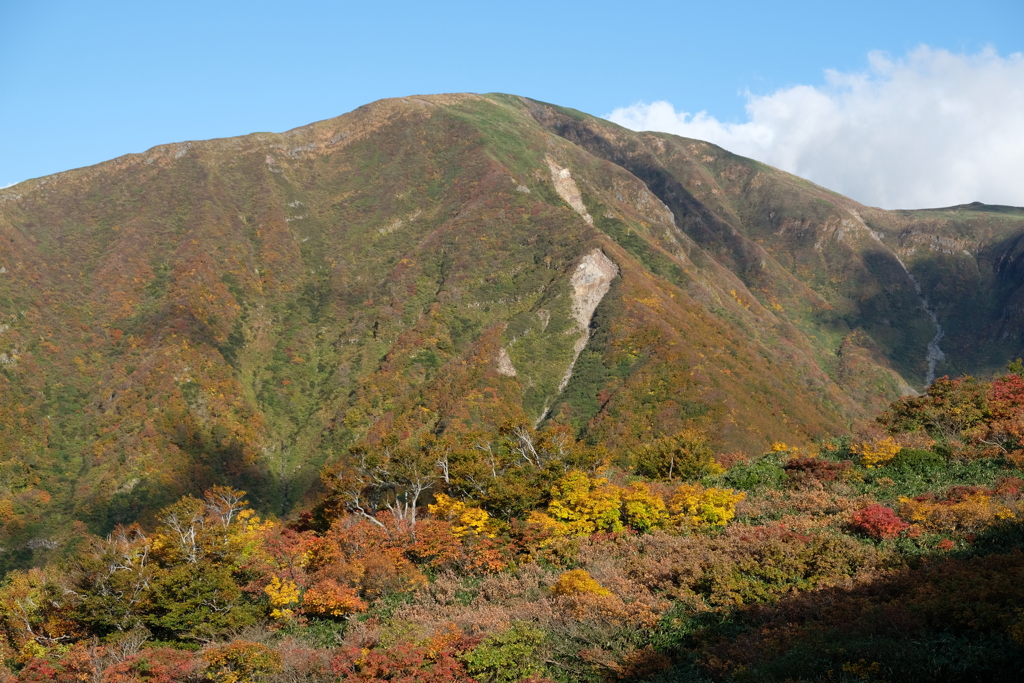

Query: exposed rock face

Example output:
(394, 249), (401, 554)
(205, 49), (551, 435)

(496, 347), (517, 376)
(558, 249), (619, 392)
(546, 156), (593, 225)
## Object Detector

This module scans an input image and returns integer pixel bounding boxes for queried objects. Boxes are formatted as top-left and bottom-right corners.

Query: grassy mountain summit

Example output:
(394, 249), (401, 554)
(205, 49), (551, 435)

(1, 93), (1023, 548)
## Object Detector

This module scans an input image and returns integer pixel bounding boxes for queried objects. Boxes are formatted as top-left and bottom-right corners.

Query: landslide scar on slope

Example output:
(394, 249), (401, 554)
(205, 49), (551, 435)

(558, 248), (619, 392)
(546, 156), (593, 225)
(496, 347), (517, 377)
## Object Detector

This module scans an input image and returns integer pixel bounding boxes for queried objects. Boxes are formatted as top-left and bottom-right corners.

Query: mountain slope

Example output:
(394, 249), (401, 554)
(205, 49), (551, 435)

(1, 93), (1022, 548)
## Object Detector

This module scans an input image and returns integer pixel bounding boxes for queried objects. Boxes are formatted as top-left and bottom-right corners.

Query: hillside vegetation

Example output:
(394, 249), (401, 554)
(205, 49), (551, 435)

(0, 369), (1023, 680)
(1, 93), (1024, 571)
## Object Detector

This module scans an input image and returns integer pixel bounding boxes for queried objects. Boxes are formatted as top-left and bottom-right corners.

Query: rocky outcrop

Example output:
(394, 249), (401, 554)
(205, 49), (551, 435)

(558, 249), (618, 392)
(496, 347), (517, 376)
(546, 157), (593, 225)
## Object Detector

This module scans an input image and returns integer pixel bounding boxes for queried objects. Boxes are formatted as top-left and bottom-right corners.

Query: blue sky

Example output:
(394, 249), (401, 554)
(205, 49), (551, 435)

(2, 0), (1022, 207)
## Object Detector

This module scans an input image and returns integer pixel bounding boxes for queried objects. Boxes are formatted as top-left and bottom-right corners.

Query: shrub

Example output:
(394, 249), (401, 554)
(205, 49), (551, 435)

(104, 647), (201, 683)
(880, 376), (988, 442)
(551, 570), (611, 597)
(995, 477), (1024, 495)
(887, 448), (944, 473)
(302, 579), (368, 618)
(613, 645), (673, 680)
(850, 504), (910, 540)
(851, 437), (902, 468)
(462, 622), (549, 683)
(264, 576), (300, 621)
(693, 528), (885, 607)
(14, 645), (96, 683)
(202, 641), (282, 683)
(898, 489), (1015, 534)
(668, 484), (746, 529)
(783, 457), (852, 483)
(724, 458), (786, 490)
(547, 471), (623, 536)
(621, 482), (669, 532)
(331, 642), (471, 682)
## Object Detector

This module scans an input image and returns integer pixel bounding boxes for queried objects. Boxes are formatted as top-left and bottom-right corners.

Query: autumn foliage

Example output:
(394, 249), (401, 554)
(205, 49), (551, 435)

(0, 373), (1023, 681)
(850, 504), (910, 539)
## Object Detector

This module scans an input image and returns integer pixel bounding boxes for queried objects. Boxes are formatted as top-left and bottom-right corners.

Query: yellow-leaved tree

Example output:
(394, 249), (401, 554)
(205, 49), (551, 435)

(263, 576), (301, 622)
(622, 482), (669, 532)
(547, 471), (623, 535)
(428, 493), (495, 537)
(668, 484), (745, 530)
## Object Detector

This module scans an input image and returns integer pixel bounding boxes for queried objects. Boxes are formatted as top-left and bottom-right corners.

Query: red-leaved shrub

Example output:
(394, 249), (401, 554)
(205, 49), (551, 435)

(850, 504), (910, 539)
(329, 643), (472, 682)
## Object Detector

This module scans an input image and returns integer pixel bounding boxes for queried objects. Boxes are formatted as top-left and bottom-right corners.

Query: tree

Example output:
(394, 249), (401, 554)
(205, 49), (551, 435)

(547, 471), (623, 535)
(629, 429), (720, 481)
(428, 493), (495, 538)
(91, 487), (266, 643)
(147, 564), (257, 642)
(151, 486), (256, 566)
(0, 568), (82, 658)
(668, 484), (745, 529)
(325, 441), (438, 538)
(68, 524), (155, 635)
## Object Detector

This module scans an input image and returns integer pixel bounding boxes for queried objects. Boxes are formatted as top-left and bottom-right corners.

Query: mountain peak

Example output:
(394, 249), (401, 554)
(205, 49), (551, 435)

(2, 92), (1023, 535)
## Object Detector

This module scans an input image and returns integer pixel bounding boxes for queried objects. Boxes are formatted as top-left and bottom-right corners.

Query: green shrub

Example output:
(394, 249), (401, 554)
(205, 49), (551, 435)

(724, 458), (786, 490)
(887, 448), (944, 474)
(462, 622), (549, 683)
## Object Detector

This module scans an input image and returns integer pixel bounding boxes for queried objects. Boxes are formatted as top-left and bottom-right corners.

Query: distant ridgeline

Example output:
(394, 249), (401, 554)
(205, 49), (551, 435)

(2, 92), (1024, 551)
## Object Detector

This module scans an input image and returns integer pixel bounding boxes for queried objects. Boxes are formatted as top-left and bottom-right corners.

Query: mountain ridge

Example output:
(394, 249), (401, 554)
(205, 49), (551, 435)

(1, 92), (1023, 554)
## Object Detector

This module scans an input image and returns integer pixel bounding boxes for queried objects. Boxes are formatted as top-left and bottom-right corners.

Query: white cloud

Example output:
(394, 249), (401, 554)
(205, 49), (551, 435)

(606, 46), (1024, 209)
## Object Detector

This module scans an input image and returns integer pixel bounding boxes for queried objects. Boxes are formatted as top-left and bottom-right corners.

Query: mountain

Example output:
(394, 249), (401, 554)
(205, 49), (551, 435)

(1, 93), (1023, 544)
